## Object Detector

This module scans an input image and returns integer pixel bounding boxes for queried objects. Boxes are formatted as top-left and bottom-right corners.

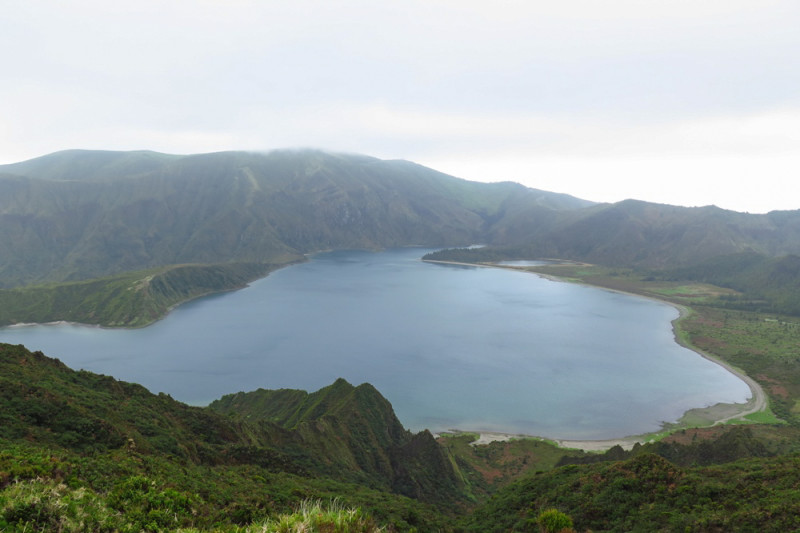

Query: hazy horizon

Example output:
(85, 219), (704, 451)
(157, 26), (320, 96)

(2, 1), (798, 213)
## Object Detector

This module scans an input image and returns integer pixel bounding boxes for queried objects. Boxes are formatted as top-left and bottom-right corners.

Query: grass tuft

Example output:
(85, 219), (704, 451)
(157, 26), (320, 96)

(256, 499), (384, 533)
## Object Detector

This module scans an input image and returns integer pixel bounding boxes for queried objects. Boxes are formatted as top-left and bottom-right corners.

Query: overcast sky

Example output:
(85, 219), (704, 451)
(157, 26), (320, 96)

(2, 1), (799, 213)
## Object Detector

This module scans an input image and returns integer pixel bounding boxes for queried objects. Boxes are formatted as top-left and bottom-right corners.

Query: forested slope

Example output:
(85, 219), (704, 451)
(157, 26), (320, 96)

(5, 342), (800, 531)
(5, 149), (800, 327)
(0, 343), (465, 530)
(0, 149), (587, 288)
(0, 262), (284, 327)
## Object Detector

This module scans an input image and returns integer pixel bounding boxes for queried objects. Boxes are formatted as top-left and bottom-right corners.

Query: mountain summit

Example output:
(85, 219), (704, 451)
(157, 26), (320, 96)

(0, 149), (589, 288)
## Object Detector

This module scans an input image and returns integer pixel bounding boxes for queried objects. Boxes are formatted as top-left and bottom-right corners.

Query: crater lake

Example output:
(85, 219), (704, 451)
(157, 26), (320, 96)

(0, 248), (751, 440)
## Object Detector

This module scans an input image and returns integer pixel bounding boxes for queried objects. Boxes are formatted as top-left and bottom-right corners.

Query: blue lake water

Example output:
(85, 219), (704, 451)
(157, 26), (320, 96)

(0, 248), (751, 439)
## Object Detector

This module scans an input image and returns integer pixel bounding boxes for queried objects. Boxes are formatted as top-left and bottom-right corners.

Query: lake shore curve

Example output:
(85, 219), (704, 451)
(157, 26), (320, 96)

(423, 258), (768, 451)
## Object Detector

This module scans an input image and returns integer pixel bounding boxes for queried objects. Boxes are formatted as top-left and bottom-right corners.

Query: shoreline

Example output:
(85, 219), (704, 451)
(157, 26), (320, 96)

(0, 259), (306, 331)
(438, 430), (645, 452)
(7, 254), (769, 453)
(668, 305), (767, 425)
(425, 258), (769, 452)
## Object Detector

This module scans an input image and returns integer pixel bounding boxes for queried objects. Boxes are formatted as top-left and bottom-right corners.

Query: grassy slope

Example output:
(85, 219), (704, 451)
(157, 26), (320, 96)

(209, 380), (466, 505)
(0, 149), (591, 327)
(3, 340), (799, 532)
(668, 252), (800, 315)
(0, 441), (442, 532)
(0, 149), (588, 290)
(0, 261), (296, 327)
(0, 343), (460, 531)
(0, 344), (465, 503)
(430, 202), (800, 270)
(463, 453), (800, 532)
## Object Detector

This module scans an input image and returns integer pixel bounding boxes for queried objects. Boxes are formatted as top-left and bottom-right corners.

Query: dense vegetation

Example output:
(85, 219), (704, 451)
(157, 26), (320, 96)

(464, 453), (800, 532)
(5, 263), (800, 531)
(0, 343), (462, 531)
(6, 149), (800, 327)
(6, 335), (800, 531)
(665, 252), (800, 315)
(208, 380), (464, 505)
(5, 148), (800, 530)
(0, 149), (587, 289)
(0, 262), (288, 327)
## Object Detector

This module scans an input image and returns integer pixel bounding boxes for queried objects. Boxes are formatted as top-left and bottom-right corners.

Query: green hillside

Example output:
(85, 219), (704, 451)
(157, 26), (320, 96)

(0, 261), (292, 327)
(665, 252), (800, 315)
(0, 149), (595, 326)
(210, 380), (462, 503)
(0, 343), (463, 531)
(4, 149), (800, 327)
(6, 342), (800, 531)
(5, 148), (800, 530)
(463, 452), (800, 532)
(436, 200), (800, 270)
(0, 149), (587, 289)
(0, 149), (181, 182)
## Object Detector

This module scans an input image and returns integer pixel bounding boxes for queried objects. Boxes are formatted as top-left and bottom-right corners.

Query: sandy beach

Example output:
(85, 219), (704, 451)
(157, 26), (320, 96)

(438, 429), (643, 452)
(443, 390), (765, 452)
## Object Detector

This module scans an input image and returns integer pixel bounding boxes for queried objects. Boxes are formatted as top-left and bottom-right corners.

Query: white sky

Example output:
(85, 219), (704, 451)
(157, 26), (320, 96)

(2, 1), (799, 213)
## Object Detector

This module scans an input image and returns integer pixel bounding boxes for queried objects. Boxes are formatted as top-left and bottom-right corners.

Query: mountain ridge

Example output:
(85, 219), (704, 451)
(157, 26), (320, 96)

(208, 378), (462, 502)
(0, 343), (465, 506)
(3, 148), (800, 328)
(0, 149), (590, 289)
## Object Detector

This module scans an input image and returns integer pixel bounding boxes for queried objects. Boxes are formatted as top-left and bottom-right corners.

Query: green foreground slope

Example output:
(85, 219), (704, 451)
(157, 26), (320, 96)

(464, 452), (800, 532)
(0, 343), (463, 531)
(210, 381), (463, 504)
(6, 343), (800, 531)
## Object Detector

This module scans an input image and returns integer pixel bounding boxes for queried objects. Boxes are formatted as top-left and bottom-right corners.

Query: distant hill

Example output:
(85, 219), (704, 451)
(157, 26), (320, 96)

(665, 252), (800, 314)
(429, 199), (800, 268)
(0, 149), (181, 181)
(484, 200), (800, 269)
(4, 148), (800, 325)
(0, 149), (590, 288)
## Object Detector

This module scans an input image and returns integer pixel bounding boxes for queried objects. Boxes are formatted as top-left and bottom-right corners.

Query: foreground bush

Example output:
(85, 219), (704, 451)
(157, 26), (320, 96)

(0, 484), (385, 533)
(254, 499), (384, 532)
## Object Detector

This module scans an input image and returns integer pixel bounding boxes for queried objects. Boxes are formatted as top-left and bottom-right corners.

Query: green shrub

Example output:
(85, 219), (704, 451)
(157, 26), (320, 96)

(535, 508), (573, 533)
(259, 499), (384, 532)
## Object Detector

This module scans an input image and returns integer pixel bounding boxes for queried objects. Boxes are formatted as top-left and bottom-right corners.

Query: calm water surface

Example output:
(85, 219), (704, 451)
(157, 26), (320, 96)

(0, 248), (750, 439)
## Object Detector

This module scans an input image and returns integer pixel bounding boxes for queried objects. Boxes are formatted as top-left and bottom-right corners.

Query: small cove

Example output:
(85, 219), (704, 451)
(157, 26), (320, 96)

(0, 248), (751, 440)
